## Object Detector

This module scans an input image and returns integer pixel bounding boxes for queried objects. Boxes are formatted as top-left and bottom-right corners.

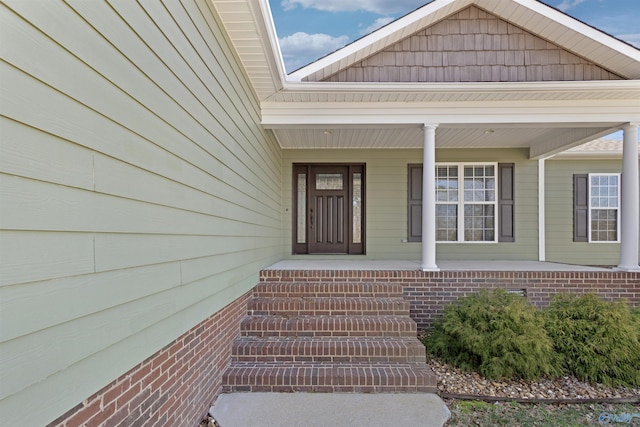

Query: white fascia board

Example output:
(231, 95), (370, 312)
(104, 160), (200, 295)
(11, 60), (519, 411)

(287, 0), (465, 82)
(281, 79), (640, 94)
(262, 102), (640, 127)
(253, 0), (287, 91)
(510, 0), (640, 62)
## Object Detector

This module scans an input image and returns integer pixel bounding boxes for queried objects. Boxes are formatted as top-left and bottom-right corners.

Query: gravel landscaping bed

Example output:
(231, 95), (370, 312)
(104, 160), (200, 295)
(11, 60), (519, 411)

(429, 356), (640, 402)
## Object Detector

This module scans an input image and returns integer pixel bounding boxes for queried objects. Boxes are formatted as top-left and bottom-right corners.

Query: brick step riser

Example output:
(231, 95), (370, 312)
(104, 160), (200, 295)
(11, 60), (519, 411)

(249, 309), (409, 316)
(231, 340), (426, 363)
(249, 298), (409, 317)
(240, 318), (417, 338)
(232, 355), (426, 363)
(248, 298), (410, 316)
(242, 331), (417, 338)
(222, 364), (437, 393)
(253, 283), (404, 299)
(222, 384), (435, 393)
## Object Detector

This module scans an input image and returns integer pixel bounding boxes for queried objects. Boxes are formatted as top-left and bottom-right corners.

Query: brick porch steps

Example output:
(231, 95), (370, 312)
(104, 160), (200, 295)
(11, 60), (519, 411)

(232, 337), (427, 363)
(222, 279), (436, 393)
(222, 362), (437, 393)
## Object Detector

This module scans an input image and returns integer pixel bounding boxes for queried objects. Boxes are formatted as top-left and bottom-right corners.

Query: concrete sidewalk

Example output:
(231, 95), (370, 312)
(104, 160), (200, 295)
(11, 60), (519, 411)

(209, 392), (450, 427)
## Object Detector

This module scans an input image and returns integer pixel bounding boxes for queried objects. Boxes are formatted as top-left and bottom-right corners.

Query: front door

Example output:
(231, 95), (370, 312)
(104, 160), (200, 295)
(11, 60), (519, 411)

(309, 165), (349, 253)
(293, 164), (365, 255)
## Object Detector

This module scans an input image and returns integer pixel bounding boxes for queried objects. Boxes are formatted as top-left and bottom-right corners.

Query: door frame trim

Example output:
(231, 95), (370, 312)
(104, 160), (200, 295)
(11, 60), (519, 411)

(292, 163), (366, 255)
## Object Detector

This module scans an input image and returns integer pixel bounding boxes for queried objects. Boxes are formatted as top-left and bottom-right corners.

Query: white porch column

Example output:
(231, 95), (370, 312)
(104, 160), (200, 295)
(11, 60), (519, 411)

(616, 123), (640, 271)
(538, 158), (546, 262)
(422, 124), (439, 271)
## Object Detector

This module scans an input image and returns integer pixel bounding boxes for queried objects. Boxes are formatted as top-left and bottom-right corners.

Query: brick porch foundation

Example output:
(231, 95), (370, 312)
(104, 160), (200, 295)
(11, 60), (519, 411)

(260, 269), (640, 330)
(47, 269), (638, 426)
(47, 292), (250, 427)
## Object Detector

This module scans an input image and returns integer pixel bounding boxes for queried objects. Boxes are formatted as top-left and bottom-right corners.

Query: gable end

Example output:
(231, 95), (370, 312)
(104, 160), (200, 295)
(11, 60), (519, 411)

(307, 6), (624, 83)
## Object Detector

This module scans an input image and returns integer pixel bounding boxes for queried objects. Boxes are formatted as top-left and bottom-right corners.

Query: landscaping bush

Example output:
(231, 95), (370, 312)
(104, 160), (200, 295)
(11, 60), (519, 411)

(544, 293), (640, 387)
(423, 289), (557, 380)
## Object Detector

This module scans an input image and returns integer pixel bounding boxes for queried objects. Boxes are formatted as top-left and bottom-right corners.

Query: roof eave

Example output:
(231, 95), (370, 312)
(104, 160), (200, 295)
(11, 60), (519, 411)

(279, 79), (640, 94)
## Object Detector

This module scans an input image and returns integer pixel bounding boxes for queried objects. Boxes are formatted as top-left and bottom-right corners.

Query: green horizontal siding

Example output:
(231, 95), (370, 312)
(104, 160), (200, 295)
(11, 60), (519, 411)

(545, 159), (623, 265)
(282, 148), (538, 261)
(0, 1), (282, 424)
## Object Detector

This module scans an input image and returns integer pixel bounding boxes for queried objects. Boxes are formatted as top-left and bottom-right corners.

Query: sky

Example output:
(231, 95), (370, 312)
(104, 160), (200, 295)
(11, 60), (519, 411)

(269, 0), (640, 73)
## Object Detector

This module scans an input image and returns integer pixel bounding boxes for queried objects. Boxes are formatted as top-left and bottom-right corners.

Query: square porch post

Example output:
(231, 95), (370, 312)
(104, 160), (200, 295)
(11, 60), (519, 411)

(616, 123), (640, 271)
(422, 124), (439, 271)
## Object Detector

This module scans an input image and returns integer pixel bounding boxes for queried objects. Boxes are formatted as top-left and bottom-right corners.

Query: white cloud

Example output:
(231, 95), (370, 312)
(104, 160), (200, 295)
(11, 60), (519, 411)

(279, 32), (349, 56)
(556, 0), (587, 11)
(279, 32), (350, 71)
(281, 0), (425, 15)
(359, 17), (395, 35)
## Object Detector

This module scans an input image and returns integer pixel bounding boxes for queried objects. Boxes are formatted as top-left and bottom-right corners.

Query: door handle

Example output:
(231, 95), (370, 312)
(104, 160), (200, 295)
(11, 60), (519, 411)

(309, 208), (314, 229)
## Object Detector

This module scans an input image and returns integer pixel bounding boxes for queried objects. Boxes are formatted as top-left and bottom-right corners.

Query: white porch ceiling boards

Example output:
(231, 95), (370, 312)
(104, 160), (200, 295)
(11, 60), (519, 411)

(270, 125), (616, 153)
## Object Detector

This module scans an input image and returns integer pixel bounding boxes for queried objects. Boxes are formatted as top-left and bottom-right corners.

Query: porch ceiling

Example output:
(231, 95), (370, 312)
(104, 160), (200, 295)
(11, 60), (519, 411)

(269, 123), (623, 159)
(263, 81), (639, 157)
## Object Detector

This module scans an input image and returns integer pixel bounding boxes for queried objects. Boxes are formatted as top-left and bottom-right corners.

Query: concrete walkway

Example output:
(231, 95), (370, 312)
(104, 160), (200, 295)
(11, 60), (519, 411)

(209, 392), (450, 427)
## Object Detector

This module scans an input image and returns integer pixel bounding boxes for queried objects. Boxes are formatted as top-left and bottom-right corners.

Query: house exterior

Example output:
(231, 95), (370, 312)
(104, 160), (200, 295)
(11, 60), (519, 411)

(0, 0), (638, 425)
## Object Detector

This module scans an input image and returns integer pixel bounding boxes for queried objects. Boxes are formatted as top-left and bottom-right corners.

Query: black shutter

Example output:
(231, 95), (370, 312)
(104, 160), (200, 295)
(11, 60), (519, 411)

(573, 174), (588, 242)
(408, 164), (422, 242)
(498, 163), (515, 242)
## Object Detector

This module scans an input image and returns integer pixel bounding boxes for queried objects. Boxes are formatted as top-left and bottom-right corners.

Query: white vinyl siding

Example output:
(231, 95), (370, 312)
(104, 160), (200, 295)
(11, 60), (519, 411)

(0, 1), (282, 425)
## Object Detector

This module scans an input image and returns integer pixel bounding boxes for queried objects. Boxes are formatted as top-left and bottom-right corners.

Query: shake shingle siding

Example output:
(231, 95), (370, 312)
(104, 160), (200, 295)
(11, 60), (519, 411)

(310, 5), (623, 83)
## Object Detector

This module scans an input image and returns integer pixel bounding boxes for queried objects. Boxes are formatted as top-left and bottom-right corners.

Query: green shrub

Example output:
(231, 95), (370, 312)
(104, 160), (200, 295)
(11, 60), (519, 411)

(423, 289), (557, 380)
(544, 293), (640, 387)
(632, 306), (640, 325)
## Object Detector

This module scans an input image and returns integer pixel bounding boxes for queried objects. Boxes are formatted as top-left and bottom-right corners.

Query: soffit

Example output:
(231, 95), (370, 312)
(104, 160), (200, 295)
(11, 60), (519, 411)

(289, 0), (640, 81)
(271, 124), (618, 154)
(208, 0), (284, 100)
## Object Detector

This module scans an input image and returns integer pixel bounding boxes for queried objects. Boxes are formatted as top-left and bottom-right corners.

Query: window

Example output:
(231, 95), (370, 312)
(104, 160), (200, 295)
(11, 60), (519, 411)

(589, 174), (619, 242)
(437, 164), (497, 242)
(408, 163), (514, 243)
(574, 173), (619, 242)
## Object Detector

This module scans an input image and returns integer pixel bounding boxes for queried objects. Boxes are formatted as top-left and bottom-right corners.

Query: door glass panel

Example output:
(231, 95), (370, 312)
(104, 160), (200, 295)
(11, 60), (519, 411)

(297, 173), (306, 244)
(352, 173), (362, 244)
(316, 173), (343, 190)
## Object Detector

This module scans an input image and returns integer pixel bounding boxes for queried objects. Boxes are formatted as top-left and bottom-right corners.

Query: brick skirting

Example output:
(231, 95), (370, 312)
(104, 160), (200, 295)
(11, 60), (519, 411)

(48, 292), (250, 427)
(260, 270), (640, 330)
(47, 269), (638, 425)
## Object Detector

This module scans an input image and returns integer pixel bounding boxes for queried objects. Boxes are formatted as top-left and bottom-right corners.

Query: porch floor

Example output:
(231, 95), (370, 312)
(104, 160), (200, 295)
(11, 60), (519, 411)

(266, 260), (611, 272)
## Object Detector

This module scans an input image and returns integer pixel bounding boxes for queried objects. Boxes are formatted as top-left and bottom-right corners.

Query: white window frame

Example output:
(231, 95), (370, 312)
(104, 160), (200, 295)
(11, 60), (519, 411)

(588, 173), (620, 243)
(436, 162), (498, 243)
